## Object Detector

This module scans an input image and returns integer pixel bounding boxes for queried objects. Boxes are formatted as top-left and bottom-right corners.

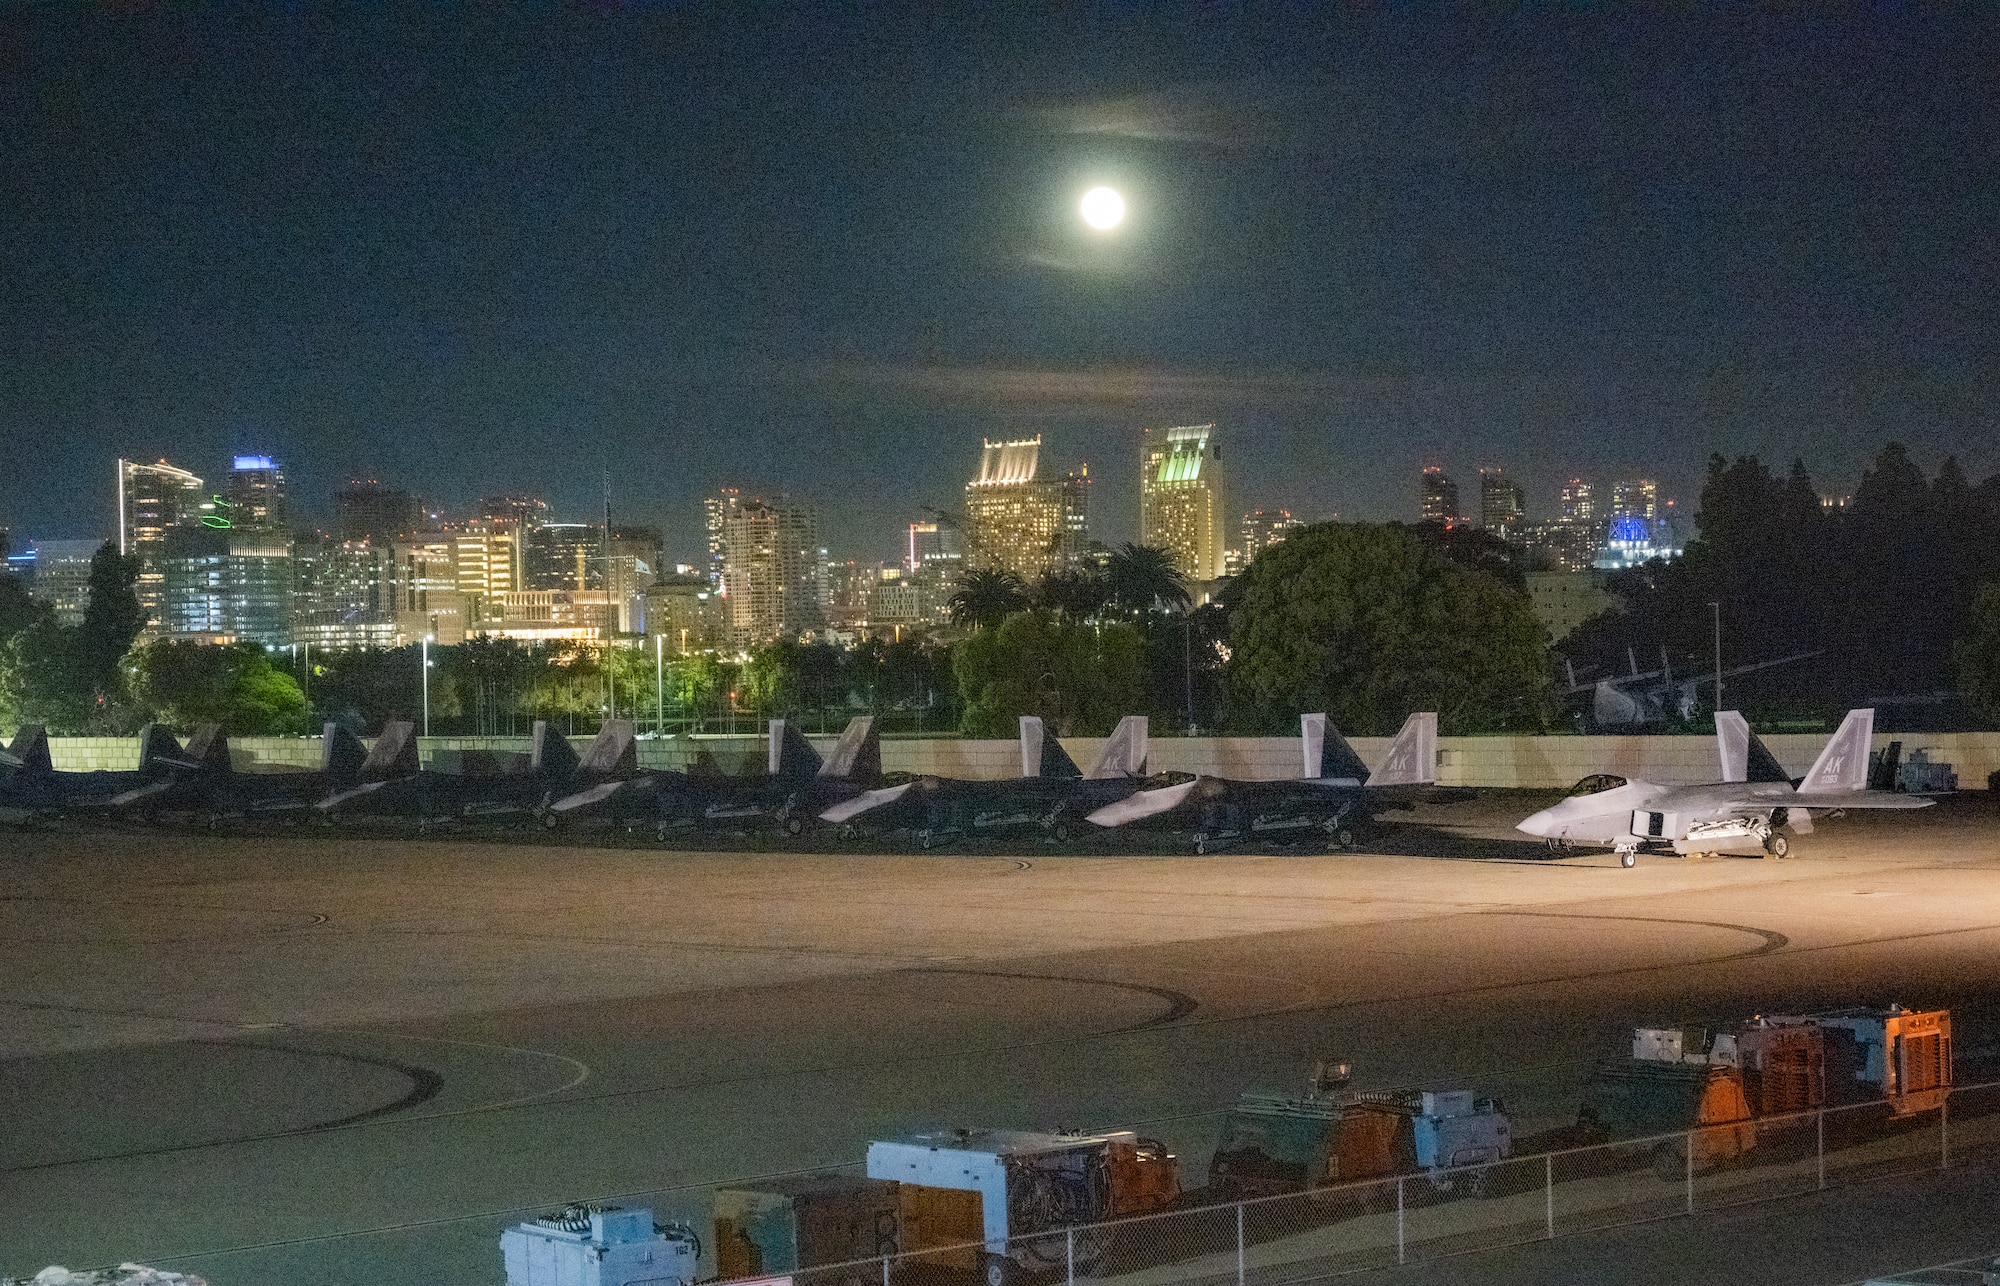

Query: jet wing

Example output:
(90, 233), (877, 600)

(819, 782), (915, 823)
(1085, 779), (1199, 826)
(1783, 789), (1935, 810)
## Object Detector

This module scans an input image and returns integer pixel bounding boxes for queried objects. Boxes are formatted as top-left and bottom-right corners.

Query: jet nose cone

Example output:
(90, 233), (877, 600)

(1517, 809), (1557, 838)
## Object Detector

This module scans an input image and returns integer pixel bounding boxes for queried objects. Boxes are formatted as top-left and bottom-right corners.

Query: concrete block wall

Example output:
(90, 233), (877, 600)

(27, 729), (2000, 787)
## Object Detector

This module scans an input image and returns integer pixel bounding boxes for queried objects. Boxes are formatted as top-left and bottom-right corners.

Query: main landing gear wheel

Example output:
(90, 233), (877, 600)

(1765, 833), (1789, 859)
(1620, 850), (1637, 869)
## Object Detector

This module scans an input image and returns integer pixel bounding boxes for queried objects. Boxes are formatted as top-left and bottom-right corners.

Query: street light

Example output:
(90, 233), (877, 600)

(655, 633), (665, 736)
(1710, 602), (1723, 715)
(421, 634), (433, 737)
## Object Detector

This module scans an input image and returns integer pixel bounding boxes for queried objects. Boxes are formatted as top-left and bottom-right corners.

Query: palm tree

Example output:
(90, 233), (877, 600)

(1106, 543), (1191, 616)
(947, 568), (1031, 629)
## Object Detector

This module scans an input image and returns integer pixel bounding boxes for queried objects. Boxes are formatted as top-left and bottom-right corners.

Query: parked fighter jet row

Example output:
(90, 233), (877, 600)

(0, 707), (1939, 860)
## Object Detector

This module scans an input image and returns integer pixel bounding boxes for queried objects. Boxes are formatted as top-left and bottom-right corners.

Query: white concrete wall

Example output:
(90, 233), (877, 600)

(28, 728), (1999, 787)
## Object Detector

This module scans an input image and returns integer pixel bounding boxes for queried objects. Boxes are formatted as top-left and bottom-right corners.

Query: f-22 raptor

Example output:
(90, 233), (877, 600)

(1083, 712), (1439, 852)
(0, 723), (186, 819)
(1517, 708), (1932, 867)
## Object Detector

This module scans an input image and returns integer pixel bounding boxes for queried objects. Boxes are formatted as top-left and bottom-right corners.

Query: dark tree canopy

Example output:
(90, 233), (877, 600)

(1228, 523), (1557, 735)
(954, 610), (1150, 737)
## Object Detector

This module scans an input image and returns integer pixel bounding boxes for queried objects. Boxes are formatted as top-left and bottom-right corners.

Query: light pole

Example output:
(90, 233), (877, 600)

(1710, 601), (1723, 715)
(421, 634), (433, 737)
(655, 633), (665, 735)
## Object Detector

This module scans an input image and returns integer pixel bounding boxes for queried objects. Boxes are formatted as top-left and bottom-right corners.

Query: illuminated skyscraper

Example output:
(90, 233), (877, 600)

(117, 457), (205, 634)
(1478, 468), (1526, 537)
(161, 526), (294, 645)
(715, 495), (823, 644)
(964, 437), (1091, 580)
(1139, 425), (1225, 581)
(1419, 467), (1460, 525)
(1559, 478), (1597, 525)
(223, 455), (288, 531)
(1609, 479), (1658, 522)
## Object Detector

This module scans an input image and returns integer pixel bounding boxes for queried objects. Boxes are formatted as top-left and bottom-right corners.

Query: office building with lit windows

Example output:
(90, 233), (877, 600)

(964, 437), (1092, 580)
(1419, 467), (1460, 526)
(117, 458), (206, 634)
(1479, 468), (1526, 538)
(1139, 425), (1225, 581)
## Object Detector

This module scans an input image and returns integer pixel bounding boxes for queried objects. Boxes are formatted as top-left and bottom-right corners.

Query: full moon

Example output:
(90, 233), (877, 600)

(1080, 186), (1126, 230)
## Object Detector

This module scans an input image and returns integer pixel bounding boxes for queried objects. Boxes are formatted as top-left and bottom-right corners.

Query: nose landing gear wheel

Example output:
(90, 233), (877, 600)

(784, 816), (803, 836)
(1620, 850), (1637, 868)
(1764, 833), (1789, 859)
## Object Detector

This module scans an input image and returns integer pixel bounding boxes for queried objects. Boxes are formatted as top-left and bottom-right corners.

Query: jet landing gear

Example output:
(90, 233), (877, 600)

(1765, 832), (1790, 859)
(1615, 843), (1638, 869)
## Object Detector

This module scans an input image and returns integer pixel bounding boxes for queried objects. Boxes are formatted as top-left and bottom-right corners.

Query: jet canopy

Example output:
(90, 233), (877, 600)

(1565, 773), (1628, 798)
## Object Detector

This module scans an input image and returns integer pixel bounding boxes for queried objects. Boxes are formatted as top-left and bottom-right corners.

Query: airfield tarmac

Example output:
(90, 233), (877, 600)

(4, 793), (2000, 1285)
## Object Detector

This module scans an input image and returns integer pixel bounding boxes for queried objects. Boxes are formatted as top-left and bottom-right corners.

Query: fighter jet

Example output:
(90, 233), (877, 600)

(0, 723), (187, 819)
(1082, 712), (1439, 853)
(320, 719), (627, 826)
(818, 714), (1173, 847)
(105, 722), (376, 822)
(1516, 708), (1932, 867)
(639, 716), (883, 840)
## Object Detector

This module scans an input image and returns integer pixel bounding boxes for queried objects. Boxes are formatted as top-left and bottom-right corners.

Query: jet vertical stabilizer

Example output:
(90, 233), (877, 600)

(1020, 716), (1082, 779)
(181, 724), (232, 773)
(6, 725), (52, 775)
(820, 716), (880, 780)
(579, 720), (638, 778)
(1716, 711), (1794, 785)
(1367, 713), (1437, 787)
(1086, 715), (1148, 779)
(531, 721), (581, 780)
(323, 724), (369, 789)
(136, 725), (185, 771)
(768, 719), (823, 783)
(361, 721), (420, 780)
(1803, 709), (1874, 793)
(1301, 713), (1370, 784)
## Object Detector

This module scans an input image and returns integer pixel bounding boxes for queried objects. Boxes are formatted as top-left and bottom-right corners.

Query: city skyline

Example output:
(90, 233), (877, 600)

(6, 11), (1997, 560)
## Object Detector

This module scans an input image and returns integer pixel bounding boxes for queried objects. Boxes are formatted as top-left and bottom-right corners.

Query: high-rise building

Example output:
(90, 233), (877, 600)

(336, 480), (420, 544)
(714, 494), (824, 644)
(1419, 467), (1460, 525)
(1479, 468), (1526, 538)
(963, 437), (1092, 580)
(906, 519), (965, 575)
(525, 523), (603, 591)
(478, 496), (550, 531)
(1237, 509), (1304, 571)
(1558, 478), (1597, 526)
(223, 456), (288, 531)
(454, 524), (519, 602)
(21, 539), (102, 626)
(1609, 479), (1658, 522)
(292, 535), (398, 649)
(704, 488), (742, 589)
(388, 535), (467, 643)
(1139, 425), (1225, 582)
(646, 573), (724, 652)
(161, 526), (294, 645)
(118, 458), (206, 634)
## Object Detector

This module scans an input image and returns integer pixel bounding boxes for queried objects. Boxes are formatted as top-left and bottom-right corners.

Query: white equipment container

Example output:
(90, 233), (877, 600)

(501, 1205), (699, 1286)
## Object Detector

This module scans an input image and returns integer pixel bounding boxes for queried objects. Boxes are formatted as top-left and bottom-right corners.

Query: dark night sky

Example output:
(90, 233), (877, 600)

(4, 8), (1997, 560)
